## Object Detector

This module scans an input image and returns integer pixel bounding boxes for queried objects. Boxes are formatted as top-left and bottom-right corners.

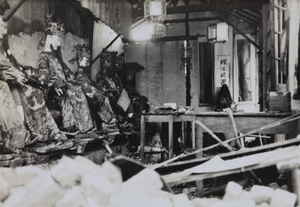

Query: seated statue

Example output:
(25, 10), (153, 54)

(0, 4), (67, 153)
(36, 14), (94, 134)
(69, 44), (116, 131)
(95, 51), (128, 123)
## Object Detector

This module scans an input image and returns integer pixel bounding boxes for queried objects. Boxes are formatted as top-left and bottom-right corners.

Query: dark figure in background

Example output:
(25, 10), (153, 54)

(36, 14), (94, 133)
(69, 44), (116, 131)
(215, 84), (232, 112)
(120, 62), (150, 129)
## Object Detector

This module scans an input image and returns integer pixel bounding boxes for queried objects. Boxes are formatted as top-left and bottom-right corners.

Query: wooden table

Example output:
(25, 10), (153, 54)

(140, 112), (297, 161)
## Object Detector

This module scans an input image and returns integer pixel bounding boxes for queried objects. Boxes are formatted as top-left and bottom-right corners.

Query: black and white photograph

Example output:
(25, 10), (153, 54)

(1, 0), (300, 206)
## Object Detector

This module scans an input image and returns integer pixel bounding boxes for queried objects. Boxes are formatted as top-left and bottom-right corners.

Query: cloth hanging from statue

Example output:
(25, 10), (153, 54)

(117, 88), (131, 112)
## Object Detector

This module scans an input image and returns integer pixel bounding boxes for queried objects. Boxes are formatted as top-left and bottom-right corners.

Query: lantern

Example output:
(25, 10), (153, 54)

(144, 0), (167, 39)
(144, 0), (166, 22)
(207, 22), (229, 43)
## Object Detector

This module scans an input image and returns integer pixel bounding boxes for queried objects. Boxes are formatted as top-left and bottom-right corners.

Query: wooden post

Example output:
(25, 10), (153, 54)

(192, 115), (196, 148)
(168, 115), (174, 159)
(140, 115), (145, 162)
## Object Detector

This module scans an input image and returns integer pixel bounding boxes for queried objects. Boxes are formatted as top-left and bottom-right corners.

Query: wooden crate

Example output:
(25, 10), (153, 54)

(268, 91), (291, 112)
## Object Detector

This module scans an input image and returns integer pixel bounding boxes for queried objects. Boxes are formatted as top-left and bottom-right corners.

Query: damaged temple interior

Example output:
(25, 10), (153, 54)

(1, 0), (300, 206)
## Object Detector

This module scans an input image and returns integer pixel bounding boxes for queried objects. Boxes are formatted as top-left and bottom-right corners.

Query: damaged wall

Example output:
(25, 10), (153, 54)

(9, 33), (88, 72)
(5, 0), (125, 80)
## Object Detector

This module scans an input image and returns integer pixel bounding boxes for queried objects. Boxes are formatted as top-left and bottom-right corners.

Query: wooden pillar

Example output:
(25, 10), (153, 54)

(260, 4), (269, 111)
(140, 115), (145, 162)
(168, 115), (174, 159)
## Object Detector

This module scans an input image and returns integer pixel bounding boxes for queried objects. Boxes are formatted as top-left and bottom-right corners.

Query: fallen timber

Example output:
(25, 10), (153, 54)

(152, 112), (300, 170)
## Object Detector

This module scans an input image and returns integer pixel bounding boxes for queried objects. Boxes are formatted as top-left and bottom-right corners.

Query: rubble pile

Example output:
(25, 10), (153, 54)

(195, 181), (298, 207)
(0, 156), (297, 207)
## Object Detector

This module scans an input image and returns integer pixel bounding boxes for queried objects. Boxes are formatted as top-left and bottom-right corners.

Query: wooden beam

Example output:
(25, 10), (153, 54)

(233, 9), (260, 24)
(225, 11), (259, 27)
(260, 4), (269, 111)
(217, 11), (261, 50)
(3, 0), (27, 22)
(124, 35), (205, 44)
(242, 9), (261, 19)
(165, 16), (220, 24)
(133, 0), (268, 17)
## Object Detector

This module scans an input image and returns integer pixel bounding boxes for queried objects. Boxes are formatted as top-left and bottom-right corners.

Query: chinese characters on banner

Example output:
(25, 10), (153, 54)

(219, 55), (230, 86)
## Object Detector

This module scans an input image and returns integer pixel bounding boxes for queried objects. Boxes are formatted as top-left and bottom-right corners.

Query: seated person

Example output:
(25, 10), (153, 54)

(36, 14), (94, 134)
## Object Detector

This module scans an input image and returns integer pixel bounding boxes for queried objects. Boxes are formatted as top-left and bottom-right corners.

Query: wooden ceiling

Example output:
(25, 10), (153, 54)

(127, 0), (269, 28)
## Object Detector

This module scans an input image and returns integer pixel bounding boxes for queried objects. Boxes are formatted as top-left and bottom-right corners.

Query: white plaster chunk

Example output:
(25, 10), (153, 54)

(0, 176), (10, 202)
(250, 185), (274, 205)
(209, 200), (255, 207)
(269, 188), (297, 207)
(192, 197), (221, 207)
(50, 156), (82, 189)
(3, 172), (63, 207)
(171, 193), (195, 207)
(223, 181), (243, 200)
(120, 168), (163, 192)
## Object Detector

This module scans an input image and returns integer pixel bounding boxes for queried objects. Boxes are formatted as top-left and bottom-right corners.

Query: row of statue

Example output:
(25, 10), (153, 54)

(0, 2), (149, 154)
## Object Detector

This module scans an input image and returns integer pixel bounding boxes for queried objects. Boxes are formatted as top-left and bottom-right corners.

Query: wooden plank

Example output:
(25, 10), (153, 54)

(24, 142), (73, 154)
(156, 137), (300, 175)
(162, 145), (300, 185)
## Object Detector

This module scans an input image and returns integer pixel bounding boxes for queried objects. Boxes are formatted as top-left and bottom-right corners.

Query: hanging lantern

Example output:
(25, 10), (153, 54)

(207, 22), (229, 43)
(144, 0), (167, 22)
(144, 0), (167, 39)
(152, 22), (166, 39)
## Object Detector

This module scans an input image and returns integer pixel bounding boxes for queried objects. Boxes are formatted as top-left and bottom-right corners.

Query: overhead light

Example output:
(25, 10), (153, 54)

(207, 22), (229, 43)
(143, 0), (167, 39)
(144, 0), (166, 22)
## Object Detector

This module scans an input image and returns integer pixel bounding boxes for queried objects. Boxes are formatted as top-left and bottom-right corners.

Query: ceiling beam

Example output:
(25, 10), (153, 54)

(132, 0), (268, 17)
(232, 9), (260, 24)
(226, 11), (259, 27)
(165, 16), (220, 24)
(242, 9), (261, 19)
(124, 35), (205, 44)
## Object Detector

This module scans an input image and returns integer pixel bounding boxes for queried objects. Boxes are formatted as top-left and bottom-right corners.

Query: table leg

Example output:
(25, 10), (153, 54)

(168, 115), (173, 159)
(192, 115), (196, 149)
(140, 115), (145, 162)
